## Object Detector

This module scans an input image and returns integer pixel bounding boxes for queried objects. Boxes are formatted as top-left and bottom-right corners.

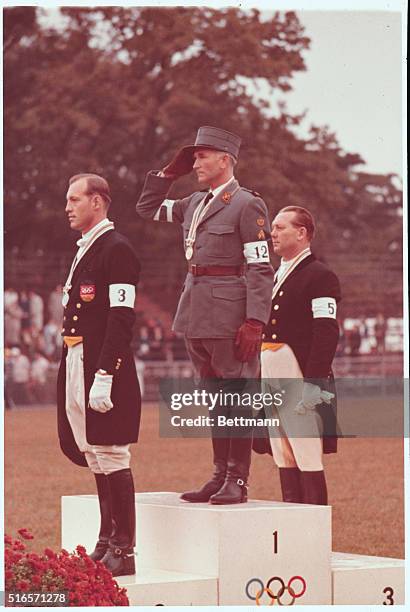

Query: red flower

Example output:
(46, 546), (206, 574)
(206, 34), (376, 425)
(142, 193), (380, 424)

(5, 530), (130, 606)
(31, 575), (41, 587)
(16, 579), (30, 590)
(18, 528), (34, 540)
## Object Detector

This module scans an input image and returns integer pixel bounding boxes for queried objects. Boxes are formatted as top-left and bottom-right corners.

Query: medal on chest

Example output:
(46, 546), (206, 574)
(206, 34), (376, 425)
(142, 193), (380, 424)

(62, 288), (70, 307)
(185, 245), (194, 260)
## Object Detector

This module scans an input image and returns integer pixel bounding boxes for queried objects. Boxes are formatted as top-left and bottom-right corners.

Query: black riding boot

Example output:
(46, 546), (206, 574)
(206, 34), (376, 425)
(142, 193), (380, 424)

(300, 470), (328, 505)
(180, 437), (229, 502)
(89, 473), (113, 561)
(209, 437), (251, 505)
(279, 467), (303, 503)
(101, 468), (136, 576)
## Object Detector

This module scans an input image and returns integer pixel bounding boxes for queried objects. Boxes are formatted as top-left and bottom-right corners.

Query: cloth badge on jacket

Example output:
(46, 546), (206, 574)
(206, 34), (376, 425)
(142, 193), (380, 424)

(80, 283), (96, 302)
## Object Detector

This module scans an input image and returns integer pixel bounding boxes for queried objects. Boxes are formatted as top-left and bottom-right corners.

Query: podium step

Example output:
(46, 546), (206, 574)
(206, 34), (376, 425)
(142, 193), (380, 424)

(116, 569), (217, 606)
(136, 492), (332, 605)
(331, 551), (405, 605)
(62, 491), (332, 605)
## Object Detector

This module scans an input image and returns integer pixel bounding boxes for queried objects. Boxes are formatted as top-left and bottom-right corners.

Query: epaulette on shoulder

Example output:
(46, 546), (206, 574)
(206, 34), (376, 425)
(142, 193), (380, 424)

(241, 187), (261, 198)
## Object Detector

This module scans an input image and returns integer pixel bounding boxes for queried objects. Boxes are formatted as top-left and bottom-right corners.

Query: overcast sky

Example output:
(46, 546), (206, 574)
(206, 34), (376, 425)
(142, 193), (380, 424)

(281, 10), (403, 177)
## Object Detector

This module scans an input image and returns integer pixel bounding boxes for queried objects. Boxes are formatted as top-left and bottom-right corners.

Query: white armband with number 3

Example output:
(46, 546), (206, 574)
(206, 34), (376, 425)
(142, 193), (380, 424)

(243, 241), (270, 263)
(311, 297), (337, 319)
(109, 284), (136, 308)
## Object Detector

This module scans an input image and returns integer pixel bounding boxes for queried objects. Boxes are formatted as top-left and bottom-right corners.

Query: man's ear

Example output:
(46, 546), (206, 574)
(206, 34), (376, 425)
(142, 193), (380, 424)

(91, 194), (102, 210)
(298, 226), (308, 241)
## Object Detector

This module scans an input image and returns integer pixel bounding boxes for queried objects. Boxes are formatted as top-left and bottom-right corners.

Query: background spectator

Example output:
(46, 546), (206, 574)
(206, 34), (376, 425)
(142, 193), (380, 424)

(375, 313), (387, 354)
(30, 351), (50, 404)
(29, 289), (44, 332)
(10, 347), (31, 405)
(348, 325), (362, 356)
(47, 284), (64, 325)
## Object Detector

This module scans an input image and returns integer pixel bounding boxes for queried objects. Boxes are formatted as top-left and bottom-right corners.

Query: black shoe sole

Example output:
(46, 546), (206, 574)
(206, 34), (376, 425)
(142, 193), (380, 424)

(180, 497), (212, 503)
(209, 497), (247, 505)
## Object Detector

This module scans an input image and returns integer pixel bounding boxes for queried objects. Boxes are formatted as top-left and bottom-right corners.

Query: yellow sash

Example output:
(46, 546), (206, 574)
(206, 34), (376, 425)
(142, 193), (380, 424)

(261, 342), (285, 352)
(64, 336), (83, 348)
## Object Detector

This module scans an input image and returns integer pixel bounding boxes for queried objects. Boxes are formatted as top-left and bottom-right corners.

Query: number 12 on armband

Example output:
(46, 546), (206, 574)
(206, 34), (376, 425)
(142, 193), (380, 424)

(255, 245), (268, 259)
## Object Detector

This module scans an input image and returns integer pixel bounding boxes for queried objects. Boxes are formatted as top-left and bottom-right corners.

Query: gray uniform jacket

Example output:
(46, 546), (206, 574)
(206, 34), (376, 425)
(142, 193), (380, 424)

(136, 172), (274, 338)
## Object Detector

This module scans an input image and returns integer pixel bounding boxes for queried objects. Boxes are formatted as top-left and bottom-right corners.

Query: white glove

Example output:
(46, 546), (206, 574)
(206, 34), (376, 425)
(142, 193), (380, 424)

(89, 372), (113, 413)
(295, 383), (334, 415)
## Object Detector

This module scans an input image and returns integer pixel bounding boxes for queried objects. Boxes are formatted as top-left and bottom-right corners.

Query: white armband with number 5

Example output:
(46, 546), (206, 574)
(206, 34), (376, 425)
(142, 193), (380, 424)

(109, 283), (136, 308)
(311, 297), (337, 319)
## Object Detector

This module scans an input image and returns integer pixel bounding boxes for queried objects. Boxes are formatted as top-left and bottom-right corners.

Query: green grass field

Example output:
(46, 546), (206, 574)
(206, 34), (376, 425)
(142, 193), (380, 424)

(4, 404), (404, 558)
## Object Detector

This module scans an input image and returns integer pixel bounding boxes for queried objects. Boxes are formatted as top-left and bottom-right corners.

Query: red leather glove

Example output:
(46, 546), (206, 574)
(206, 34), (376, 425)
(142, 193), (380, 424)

(162, 149), (194, 178)
(235, 319), (264, 363)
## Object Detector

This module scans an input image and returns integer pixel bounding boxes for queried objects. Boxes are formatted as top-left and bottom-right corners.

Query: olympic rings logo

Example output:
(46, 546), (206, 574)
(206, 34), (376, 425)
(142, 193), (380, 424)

(245, 576), (306, 606)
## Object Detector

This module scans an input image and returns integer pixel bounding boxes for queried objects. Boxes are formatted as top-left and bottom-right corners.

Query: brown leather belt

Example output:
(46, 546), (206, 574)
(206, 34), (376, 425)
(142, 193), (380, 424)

(189, 264), (244, 277)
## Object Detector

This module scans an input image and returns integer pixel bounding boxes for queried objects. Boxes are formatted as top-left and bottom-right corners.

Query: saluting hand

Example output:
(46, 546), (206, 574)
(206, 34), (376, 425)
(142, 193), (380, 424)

(89, 371), (113, 413)
(162, 149), (194, 178)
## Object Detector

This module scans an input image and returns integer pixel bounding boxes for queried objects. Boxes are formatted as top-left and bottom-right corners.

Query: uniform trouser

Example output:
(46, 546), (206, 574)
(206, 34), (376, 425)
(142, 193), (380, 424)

(185, 337), (259, 475)
(261, 344), (323, 471)
(65, 343), (130, 475)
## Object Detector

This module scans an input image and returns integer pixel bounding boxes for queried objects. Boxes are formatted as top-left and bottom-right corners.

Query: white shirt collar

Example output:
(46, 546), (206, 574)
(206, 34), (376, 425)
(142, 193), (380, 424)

(280, 247), (311, 268)
(276, 247), (311, 281)
(76, 218), (113, 249)
(82, 218), (111, 241)
(210, 176), (235, 198)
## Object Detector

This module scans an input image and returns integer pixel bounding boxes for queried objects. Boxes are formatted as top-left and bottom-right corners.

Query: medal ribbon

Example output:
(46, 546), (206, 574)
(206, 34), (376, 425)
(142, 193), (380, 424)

(272, 248), (311, 299)
(185, 191), (214, 257)
(62, 221), (114, 305)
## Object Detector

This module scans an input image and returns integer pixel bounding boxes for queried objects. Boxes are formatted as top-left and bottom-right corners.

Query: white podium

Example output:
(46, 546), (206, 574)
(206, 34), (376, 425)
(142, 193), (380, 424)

(136, 492), (331, 605)
(331, 551), (405, 605)
(61, 491), (404, 606)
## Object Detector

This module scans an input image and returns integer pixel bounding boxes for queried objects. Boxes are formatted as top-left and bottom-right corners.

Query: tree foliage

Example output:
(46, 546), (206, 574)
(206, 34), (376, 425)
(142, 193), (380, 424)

(4, 7), (402, 315)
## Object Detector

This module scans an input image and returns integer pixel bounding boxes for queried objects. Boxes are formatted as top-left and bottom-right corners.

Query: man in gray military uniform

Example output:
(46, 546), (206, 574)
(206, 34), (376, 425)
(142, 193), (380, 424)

(136, 126), (274, 504)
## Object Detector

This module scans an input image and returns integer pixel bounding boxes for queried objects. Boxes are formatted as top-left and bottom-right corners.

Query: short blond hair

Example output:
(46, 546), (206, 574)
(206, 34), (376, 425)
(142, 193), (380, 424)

(69, 173), (111, 208)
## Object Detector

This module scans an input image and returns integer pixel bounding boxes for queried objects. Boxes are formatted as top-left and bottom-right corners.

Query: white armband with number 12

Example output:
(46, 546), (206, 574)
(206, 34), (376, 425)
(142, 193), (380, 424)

(311, 297), (337, 319)
(109, 284), (136, 308)
(243, 241), (270, 263)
